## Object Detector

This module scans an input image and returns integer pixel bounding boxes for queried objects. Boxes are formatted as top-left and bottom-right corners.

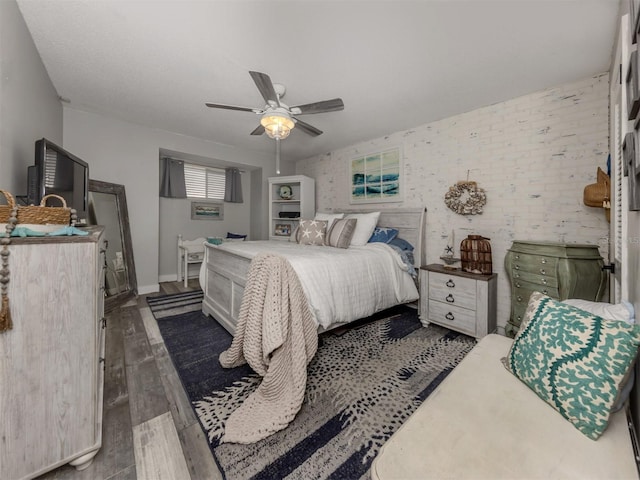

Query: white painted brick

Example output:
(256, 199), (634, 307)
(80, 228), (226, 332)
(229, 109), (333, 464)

(297, 75), (610, 332)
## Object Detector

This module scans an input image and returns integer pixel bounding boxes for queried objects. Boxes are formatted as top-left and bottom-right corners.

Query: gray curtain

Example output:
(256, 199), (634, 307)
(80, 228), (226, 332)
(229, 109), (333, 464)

(224, 167), (243, 203)
(159, 158), (187, 198)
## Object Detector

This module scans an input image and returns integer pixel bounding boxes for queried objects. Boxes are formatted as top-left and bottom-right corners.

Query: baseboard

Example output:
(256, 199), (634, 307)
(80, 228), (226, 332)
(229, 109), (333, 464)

(138, 284), (160, 295)
(158, 274), (179, 283)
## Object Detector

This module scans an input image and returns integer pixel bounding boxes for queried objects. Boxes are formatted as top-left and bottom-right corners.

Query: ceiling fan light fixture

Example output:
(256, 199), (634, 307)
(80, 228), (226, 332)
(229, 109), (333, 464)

(260, 112), (295, 140)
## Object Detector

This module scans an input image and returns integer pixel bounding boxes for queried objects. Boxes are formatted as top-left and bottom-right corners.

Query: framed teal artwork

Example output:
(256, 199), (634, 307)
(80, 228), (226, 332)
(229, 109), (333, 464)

(350, 146), (402, 204)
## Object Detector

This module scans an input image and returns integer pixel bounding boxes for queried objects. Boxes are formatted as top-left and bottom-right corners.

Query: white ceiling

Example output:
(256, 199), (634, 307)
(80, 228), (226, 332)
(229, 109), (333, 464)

(17, 0), (620, 163)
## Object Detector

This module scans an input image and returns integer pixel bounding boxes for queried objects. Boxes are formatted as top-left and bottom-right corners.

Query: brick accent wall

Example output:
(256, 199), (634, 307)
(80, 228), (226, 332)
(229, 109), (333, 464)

(296, 74), (610, 333)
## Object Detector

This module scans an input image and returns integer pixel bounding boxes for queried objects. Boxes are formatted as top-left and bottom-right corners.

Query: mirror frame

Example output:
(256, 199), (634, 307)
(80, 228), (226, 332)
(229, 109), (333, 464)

(88, 179), (138, 311)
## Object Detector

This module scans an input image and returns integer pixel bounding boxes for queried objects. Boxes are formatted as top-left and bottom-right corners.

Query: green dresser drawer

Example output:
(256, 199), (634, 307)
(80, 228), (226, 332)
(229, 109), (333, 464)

(511, 269), (559, 289)
(509, 253), (559, 276)
(504, 241), (606, 338)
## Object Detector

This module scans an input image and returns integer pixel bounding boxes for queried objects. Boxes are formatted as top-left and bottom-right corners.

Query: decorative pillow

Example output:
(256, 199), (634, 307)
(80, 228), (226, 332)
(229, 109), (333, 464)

(325, 218), (357, 249)
(314, 212), (344, 231)
(289, 226), (299, 243)
(562, 298), (636, 412)
(503, 292), (640, 440)
(226, 232), (247, 241)
(368, 227), (399, 244)
(388, 236), (414, 252)
(344, 211), (380, 246)
(297, 219), (327, 246)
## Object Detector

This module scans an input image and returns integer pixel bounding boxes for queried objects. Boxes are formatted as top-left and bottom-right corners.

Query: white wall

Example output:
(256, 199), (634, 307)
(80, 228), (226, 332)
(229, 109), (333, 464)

(0, 0), (61, 194)
(158, 170), (252, 282)
(297, 74), (610, 333)
(63, 107), (278, 294)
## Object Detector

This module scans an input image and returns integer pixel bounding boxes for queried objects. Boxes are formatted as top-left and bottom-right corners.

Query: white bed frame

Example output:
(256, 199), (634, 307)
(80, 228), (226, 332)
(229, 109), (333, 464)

(201, 207), (427, 335)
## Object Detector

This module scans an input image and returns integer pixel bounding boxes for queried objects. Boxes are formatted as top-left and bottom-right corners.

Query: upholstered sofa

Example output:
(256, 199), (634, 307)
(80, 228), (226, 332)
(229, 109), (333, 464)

(372, 295), (640, 479)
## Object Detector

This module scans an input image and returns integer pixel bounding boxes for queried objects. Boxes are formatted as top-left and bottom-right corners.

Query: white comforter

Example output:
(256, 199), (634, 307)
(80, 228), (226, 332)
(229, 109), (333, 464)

(215, 241), (419, 329)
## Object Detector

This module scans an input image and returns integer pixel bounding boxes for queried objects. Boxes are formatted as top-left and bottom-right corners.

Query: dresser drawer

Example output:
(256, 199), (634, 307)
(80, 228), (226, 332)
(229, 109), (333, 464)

(428, 272), (477, 311)
(510, 253), (559, 276)
(512, 278), (559, 299)
(428, 301), (476, 336)
(510, 269), (558, 288)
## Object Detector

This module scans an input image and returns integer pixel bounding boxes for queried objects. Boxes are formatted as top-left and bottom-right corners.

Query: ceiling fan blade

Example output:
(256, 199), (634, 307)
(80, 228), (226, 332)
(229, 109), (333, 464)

(294, 118), (323, 137)
(249, 71), (280, 107)
(250, 124), (265, 136)
(205, 102), (262, 113)
(291, 98), (344, 115)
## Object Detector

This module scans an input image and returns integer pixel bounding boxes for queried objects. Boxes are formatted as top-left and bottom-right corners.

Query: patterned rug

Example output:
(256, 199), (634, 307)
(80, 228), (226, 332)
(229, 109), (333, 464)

(147, 291), (476, 480)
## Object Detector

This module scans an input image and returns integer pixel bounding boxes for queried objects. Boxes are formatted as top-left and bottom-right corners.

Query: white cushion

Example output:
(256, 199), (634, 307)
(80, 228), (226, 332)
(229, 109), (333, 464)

(314, 212), (344, 231)
(562, 298), (635, 323)
(344, 211), (380, 246)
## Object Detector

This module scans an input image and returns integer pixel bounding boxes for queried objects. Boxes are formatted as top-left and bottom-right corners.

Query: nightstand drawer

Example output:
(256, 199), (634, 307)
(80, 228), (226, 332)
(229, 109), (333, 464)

(428, 301), (476, 336)
(428, 272), (477, 311)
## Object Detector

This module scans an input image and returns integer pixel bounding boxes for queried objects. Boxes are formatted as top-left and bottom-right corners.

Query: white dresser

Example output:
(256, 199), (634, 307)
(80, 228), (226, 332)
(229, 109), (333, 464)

(0, 227), (106, 479)
(419, 264), (497, 339)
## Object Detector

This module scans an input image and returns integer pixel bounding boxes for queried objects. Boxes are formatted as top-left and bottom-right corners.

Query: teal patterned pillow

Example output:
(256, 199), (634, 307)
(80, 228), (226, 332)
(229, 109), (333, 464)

(503, 292), (640, 440)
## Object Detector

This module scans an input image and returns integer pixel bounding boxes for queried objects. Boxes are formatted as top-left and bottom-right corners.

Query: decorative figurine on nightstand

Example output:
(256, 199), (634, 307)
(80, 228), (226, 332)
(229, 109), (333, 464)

(439, 230), (460, 270)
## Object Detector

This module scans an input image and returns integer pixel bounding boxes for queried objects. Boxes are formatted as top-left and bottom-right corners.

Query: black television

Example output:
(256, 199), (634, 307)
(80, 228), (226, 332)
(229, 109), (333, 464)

(27, 138), (89, 226)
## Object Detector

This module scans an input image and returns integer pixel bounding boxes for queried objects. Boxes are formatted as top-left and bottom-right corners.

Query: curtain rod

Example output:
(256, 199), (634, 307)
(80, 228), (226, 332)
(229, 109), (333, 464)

(162, 156), (245, 173)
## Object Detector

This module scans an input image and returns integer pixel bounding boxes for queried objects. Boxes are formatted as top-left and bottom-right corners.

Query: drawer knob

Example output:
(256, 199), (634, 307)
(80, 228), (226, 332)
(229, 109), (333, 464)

(515, 255), (520, 260)
(541, 258), (547, 264)
(517, 295), (523, 302)
(446, 279), (455, 288)
(542, 289), (548, 295)
(445, 312), (455, 321)
(445, 294), (455, 303)
(540, 269), (546, 275)
(515, 282), (521, 288)
(514, 265), (520, 270)
(541, 278), (547, 285)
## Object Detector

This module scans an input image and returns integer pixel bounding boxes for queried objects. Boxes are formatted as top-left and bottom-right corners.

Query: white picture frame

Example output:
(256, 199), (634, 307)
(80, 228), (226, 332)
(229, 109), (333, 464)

(350, 146), (403, 204)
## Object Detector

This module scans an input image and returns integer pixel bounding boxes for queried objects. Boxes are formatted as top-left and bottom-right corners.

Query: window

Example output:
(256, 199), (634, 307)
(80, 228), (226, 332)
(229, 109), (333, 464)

(184, 163), (225, 200)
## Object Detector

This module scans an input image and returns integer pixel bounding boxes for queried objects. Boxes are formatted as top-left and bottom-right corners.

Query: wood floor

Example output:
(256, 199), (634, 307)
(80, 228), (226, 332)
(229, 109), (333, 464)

(36, 279), (223, 480)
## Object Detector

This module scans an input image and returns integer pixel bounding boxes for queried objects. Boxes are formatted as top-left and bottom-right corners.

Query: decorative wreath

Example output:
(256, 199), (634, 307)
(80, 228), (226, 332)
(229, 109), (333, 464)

(444, 181), (487, 215)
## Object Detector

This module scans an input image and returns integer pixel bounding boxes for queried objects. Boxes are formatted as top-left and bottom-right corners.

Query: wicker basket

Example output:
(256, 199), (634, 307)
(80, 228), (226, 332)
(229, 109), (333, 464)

(0, 190), (16, 223)
(460, 235), (492, 274)
(18, 194), (71, 225)
(0, 190), (71, 226)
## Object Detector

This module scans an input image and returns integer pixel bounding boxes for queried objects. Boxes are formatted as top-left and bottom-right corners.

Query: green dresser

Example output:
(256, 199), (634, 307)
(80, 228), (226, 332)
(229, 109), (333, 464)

(504, 241), (606, 338)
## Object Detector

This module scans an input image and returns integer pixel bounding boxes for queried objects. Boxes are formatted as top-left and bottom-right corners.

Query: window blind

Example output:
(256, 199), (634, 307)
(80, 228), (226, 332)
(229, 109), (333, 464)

(184, 163), (225, 200)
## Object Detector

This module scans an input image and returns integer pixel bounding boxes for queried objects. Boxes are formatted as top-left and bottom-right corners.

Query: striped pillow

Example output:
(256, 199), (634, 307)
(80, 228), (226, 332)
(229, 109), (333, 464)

(325, 218), (357, 249)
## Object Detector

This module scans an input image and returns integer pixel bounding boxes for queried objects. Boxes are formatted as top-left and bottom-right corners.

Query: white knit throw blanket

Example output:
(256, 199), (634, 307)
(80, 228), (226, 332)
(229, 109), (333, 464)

(218, 252), (318, 444)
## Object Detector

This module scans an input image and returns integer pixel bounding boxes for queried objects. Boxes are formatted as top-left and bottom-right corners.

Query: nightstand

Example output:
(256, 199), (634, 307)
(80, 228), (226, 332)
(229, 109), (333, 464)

(419, 264), (497, 339)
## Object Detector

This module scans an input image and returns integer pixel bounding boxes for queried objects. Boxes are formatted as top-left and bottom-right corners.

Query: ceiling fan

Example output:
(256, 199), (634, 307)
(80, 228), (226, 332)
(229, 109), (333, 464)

(205, 71), (344, 140)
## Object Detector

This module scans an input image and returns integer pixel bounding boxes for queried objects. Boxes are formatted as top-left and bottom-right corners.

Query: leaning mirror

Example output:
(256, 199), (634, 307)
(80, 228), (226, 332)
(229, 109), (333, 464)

(88, 179), (137, 311)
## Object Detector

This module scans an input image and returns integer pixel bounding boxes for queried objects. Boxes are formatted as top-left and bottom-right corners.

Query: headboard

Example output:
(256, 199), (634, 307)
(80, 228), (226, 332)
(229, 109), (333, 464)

(339, 207), (427, 267)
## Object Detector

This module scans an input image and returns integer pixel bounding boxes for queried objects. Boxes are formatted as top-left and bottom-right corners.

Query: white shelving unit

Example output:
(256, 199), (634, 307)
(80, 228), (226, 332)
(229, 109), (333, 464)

(268, 175), (315, 241)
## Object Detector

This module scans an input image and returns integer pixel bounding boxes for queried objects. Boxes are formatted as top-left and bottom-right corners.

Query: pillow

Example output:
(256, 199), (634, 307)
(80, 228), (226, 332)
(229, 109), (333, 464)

(502, 292), (640, 440)
(562, 298), (635, 324)
(344, 211), (380, 246)
(289, 225), (299, 243)
(314, 212), (344, 231)
(226, 232), (247, 241)
(297, 219), (327, 246)
(388, 236), (414, 252)
(325, 218), (357, 249)
(368, 227), (399, 244)
(562, 298), (636, 412)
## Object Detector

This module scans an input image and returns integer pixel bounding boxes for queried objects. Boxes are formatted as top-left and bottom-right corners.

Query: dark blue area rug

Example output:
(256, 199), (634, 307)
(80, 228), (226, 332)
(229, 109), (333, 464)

(147, 291), (475, 480)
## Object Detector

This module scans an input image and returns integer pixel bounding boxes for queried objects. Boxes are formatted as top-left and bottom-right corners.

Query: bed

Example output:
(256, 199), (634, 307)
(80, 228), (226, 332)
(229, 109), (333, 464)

(200, 207), (426, 334)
